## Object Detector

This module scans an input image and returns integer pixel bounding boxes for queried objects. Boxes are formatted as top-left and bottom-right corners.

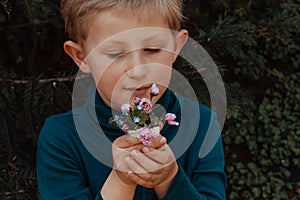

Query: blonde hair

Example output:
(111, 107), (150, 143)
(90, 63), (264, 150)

(61, 0), (184, 43)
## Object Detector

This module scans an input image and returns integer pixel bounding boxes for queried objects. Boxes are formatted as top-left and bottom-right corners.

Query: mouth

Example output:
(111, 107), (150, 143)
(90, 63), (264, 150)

(126, 83), (153, 96)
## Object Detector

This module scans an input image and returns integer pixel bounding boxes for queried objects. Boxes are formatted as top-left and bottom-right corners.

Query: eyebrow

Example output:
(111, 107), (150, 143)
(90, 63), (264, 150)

(105, 35), (168, 45)
(102, 40), (126, 46)
(142, 35), (167, 44)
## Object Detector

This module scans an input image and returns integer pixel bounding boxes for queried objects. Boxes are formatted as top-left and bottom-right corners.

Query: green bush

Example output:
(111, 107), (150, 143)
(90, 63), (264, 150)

(224, 73), (300, 199)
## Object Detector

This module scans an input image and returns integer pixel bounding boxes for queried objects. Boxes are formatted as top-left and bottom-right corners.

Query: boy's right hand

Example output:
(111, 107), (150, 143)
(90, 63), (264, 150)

(112, 134), (166, 185)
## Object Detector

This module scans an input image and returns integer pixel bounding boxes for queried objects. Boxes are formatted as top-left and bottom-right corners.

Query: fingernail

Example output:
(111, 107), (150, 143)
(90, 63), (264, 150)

(128, 170), (133, 176)
(143, 147), (150, 153)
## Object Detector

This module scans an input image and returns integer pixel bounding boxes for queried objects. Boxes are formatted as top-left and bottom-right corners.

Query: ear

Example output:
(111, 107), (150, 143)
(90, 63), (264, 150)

(63, 41), (91, 73)
(172, 29), (188, 62)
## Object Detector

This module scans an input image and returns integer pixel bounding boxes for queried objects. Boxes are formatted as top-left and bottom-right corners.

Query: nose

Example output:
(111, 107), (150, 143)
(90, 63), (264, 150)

(125, 50), (148, 79)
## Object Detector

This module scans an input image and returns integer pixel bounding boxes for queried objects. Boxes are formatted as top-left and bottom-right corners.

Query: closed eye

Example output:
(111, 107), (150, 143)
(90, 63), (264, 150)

(144, 48), (161, 53)
(107, 52), (125, 58)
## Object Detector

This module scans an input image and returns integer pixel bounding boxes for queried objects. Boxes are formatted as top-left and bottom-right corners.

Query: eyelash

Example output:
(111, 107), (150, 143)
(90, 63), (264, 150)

(144, 48), (161, 53)
(107, 48), (161, 59)
(107, 52), (125, 58)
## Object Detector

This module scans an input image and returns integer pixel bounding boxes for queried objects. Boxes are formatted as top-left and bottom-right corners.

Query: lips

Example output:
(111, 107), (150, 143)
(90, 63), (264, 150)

(126, 84), (153, 96)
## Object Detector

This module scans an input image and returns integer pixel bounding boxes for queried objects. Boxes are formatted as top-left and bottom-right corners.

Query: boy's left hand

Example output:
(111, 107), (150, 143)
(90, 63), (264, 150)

(124, 140), (178, 195)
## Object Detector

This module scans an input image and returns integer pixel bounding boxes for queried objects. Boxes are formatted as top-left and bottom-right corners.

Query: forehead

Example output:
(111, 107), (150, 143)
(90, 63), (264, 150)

(101, 28), (174, 48)
(83, 10), (174, 51)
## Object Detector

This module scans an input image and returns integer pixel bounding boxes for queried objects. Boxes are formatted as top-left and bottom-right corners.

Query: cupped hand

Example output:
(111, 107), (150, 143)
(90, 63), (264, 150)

(112, 133), (167, 185)
(124, 140), (178, 193)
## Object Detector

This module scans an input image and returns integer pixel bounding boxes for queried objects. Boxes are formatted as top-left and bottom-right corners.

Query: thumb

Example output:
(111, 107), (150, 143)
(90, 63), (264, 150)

(113, 134), (142, 148)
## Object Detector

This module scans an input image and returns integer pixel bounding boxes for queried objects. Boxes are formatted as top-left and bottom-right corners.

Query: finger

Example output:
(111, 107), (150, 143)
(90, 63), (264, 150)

(143, 143), (166, 153)
(113, 143), (144, 159)
(113, 158), (129, 173)
(112, 144), (145, 168)
(114, 169), (135, 185)
(127, 144), (145, 151)
(130, 150), (161, 172)
(148, 136), (167, 149)
(142, 144), (175, 164)
(127, 171), (161, 188)
(113, 134), (142, 148)
(124, 156), (147, 174)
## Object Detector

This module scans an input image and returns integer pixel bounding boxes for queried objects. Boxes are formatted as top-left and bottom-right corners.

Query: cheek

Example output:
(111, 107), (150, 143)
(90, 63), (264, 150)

(95, 69), (124, 108)
(97, 67), (124, 91)
(86, 53), (116, 84)
(151, 58), (173, 85)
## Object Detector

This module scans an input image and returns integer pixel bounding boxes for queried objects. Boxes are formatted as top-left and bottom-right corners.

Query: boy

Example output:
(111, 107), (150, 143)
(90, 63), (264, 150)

(37, 0), (226, 199)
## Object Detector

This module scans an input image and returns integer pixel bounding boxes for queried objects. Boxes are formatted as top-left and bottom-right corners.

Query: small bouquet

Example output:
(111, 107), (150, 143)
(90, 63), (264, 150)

(109, 84), (179, 145)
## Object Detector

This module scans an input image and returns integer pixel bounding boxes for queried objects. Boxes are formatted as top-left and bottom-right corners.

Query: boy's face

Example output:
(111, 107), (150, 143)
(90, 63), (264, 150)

(66, 10), (188, 110)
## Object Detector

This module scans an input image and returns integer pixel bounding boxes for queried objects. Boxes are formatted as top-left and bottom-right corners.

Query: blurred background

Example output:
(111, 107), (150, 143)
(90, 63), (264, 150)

(0, 0), (299, 199)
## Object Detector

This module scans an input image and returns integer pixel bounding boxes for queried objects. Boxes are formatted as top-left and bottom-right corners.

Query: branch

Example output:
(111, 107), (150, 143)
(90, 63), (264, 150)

(0, 74), (89, 84)
(0, 20), (54, 32)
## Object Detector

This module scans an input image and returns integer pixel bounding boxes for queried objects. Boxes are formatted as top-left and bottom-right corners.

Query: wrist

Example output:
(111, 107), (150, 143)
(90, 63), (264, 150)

(113, 169), (136, 186)
(101, 169), (137, 200)
(154, 163), (178, 199)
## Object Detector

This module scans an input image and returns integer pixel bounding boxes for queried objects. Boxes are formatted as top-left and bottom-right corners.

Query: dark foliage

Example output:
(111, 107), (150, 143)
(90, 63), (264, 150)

(0, 0), (299, 199)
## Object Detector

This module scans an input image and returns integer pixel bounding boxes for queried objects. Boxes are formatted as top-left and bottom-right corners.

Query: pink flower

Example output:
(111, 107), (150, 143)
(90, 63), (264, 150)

(122, 124), (129, 131)
(121, 103), (131, 115)
(167, 120), (179, 126)
(165, 113), (179, 126)
(139, 98), (152, 112)
(165, 113), (176, 121)
(150, 83), (159, 98)
(138, 128), (155, 146)
(133, 97), (141, 105)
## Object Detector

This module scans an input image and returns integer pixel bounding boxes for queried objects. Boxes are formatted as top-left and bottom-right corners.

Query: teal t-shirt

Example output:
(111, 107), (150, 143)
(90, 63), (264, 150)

(37, 89), (226, 199)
